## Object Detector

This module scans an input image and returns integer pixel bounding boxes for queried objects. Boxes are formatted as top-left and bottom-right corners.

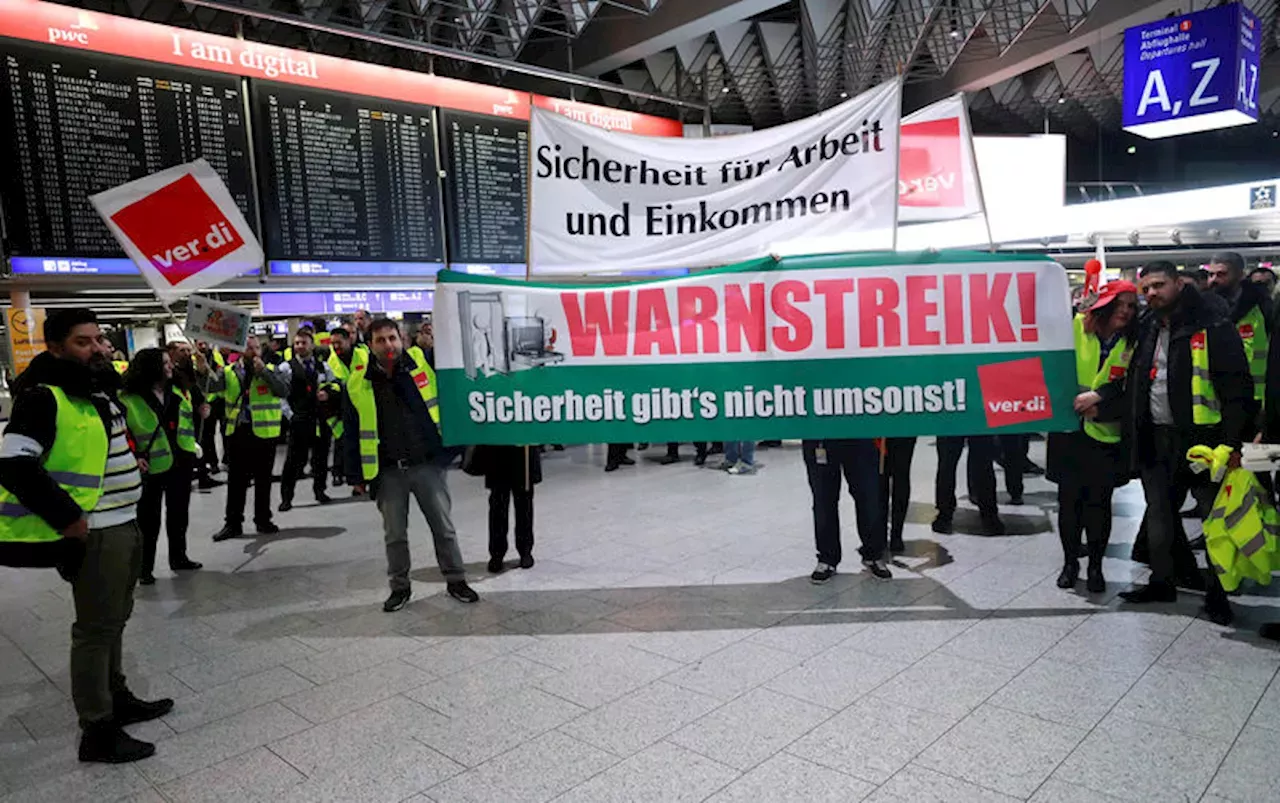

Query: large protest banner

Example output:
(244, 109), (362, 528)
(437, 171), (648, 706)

(433, 252), (1078, 445)
(529, 80), (901, 274)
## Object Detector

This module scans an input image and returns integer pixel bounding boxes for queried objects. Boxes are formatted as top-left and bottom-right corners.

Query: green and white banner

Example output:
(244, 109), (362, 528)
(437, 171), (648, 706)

(433, 252), (1079, 445)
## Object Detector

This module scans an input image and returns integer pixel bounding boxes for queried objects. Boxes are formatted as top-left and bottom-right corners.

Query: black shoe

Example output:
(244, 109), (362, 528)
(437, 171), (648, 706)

(659, 454), (680, 465)
(889, 537), (906, 555)
(1056, 561), (1079, 589)
(113, 690), (174, 726)
(862, 559), (892, 580)
(1024, 461), (1045, 476)
(518, 554), (535, 569)
(1009, 494), (1024, 506)
(1203, 596), (1235, 627)
(316, 492), (331, 505)
(78, 722), (155, 764)
(619, 456), (636, 466)
(810, 562), (836, 584)
(1260, 623), (1280, 642)
(980, 515), (1006, 537)
(447, 582), (479, 604)
(212, 525), (242, 542)
(170, 559), (202, 572)
(1119, 583), (1177, 604)
(604, 463), (620, 473)
(138, 574), (156, 586)
(487, 557), (506, 574)
(1086, 564), (1106, 594)
(383, 588), (411, 612)
(931, 516), (953, 535)
(693, 454), (707, 467)
(197, 478), (223, 490)
(256, 521), (280, 535)
(278, 500), (293, 512)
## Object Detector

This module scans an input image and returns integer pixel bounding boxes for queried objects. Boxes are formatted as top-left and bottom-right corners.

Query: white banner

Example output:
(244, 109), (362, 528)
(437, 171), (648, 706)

(898, 94), (983, 223)
(530, 79), (902, 274)
(90, 158), (263, 303)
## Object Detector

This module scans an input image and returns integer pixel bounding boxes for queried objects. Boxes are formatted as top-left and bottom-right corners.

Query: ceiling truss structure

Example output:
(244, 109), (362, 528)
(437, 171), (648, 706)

(78, 0), (1280, 134)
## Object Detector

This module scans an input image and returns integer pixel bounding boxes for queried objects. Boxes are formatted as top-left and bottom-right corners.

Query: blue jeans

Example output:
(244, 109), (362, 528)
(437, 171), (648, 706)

(724, 441), (755, 466)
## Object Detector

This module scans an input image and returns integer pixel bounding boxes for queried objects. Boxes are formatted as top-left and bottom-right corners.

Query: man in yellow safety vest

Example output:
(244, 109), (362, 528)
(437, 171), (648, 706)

(341, 318), (477, 611)
(1120, 262), (1253, 625)
(1207, 252), (1272, 414)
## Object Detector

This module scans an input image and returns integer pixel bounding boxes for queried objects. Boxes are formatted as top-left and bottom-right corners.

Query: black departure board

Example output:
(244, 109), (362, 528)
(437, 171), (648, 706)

(253, 81), (445, 263)
(442, 110), (529, 264)
(0, 39), (254, 257)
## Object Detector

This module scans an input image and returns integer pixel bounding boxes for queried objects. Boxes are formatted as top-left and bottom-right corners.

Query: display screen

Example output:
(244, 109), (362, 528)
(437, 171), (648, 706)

(260, 290), (433, 316)
(253, 81), (445, 266)
(441, 111), (529, 265)
(0, 39), (255, 257)
(267, 260), (444, 277)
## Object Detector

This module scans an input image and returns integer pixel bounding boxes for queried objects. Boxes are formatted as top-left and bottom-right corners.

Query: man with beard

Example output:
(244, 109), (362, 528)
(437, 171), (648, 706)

(0, 309), (174, 762)
(1207, 252), (1271, 428)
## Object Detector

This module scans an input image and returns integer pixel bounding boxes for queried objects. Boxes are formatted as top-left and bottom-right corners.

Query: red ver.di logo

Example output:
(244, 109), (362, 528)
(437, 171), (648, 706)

(109, 174), (245, 285)
(976, 356), (1053, 428)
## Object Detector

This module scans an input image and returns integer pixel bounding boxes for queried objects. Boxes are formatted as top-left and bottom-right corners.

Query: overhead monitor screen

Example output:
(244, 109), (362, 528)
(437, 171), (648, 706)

(441, 110), (529, 265)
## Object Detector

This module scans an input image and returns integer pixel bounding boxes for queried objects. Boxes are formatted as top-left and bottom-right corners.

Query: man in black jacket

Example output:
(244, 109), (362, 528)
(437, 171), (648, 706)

(1119, 263), (1253, 624)
(0, 310), (173, 763)
(279, 329), (332, 511)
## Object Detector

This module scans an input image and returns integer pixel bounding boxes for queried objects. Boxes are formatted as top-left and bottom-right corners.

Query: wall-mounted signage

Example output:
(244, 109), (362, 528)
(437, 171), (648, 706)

(260, 290), (434, 316)
(1123, 3), (1261, 138)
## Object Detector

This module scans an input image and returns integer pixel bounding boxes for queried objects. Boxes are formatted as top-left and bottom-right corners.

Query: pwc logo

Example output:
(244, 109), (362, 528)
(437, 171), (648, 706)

(48, 10), (98, 46)
(109, 174), (245, 286)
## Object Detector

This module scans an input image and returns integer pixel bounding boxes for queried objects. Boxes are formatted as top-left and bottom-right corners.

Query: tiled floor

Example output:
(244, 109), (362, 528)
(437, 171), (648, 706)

(3, 440), (1280, 803)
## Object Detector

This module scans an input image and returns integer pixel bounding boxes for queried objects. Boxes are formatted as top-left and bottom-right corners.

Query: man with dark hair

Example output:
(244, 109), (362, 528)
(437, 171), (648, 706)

(343, 318), (477, 611)
(353, 309), (372, 346)
(1250, 266), (1277, 295)
(206, 335), (291, 541)
(279, 329), (333, 511)
(1119, 261), (1253, 624)
(326, 326), (362, 488)
(1207, 252), (1271, 415)
(0, 309), (175, 763)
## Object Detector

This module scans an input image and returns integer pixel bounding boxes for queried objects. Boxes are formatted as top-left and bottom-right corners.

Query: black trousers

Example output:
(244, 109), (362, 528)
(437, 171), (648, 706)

(998, 433), (1027, 499)
(803, 439), (886, 566)
(199, 401), (223, 472)
(606, 443), (631, 466)
(665, 442), (708, 458)
(1141, 426), (1219, 592)
(881, 437), (917, 541)
(137, 454), (194, 574)
(280, 418), (330, 503)
(935, 435), (999, 518)
(225, 426), (276, 528)
(489, 485), (534, 560)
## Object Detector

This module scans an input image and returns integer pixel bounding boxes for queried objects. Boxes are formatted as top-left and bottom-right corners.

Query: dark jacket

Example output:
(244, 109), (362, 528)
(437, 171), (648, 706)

(1224, 279), (1274, 329)
(286, 355), (324, 422)
(0, 353), (120, 567)
(1123, 286), (1253, 470)
(342, 351), (447, 486)
(1267, 302), (1280, 442)
(475, 445), (542, 491)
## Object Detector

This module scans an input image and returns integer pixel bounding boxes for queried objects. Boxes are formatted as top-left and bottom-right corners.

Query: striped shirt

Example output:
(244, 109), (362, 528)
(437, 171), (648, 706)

(88, 394), (142, 528)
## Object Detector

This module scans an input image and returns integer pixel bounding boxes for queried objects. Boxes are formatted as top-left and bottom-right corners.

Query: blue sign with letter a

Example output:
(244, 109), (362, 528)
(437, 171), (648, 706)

(1122, 3), (1261, 138)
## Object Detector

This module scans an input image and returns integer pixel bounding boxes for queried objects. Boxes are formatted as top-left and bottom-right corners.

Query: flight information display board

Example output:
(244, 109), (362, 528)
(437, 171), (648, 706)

(0, 39), (254, 259)
(442, 110), (529, 265)
(254, 81), (446, 272)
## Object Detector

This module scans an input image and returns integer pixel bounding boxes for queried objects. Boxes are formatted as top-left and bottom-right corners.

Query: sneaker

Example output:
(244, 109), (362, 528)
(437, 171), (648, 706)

(931, 516), (953, 535)
(383, 588), (411, 612)
(862, 559), (892, 580)
(212, 525), (242, 542)
(78, 722), (155, 764)
(810, 562), (836, 584)
(447, 582), (480, 604)
(112, 690), (174, 726)
(727, 462), (756, 475)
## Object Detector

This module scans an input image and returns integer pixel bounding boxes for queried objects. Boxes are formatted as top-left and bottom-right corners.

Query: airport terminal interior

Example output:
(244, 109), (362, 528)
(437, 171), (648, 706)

(3, 0), (1280, 801)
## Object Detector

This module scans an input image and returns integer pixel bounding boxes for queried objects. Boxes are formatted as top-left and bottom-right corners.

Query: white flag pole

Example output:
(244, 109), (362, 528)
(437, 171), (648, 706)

(957, 93), (996, 253)
(891, 75), (905, 254)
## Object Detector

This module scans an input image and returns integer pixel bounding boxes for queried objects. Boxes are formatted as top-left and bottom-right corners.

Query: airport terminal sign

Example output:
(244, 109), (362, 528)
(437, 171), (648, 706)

(1123, 3), (1261, 138)
(433, 252), (1079, 445)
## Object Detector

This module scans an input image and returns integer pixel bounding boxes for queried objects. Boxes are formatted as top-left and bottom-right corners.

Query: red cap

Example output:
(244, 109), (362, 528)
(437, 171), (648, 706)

(1090, 280), (1138, 312)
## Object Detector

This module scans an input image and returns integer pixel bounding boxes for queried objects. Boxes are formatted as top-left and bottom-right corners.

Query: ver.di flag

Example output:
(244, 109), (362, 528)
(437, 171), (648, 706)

(898, 93), (983, 223)
(89, 158), (263, 303)
(529, 80), (901, 274)
(432, 251), (1078, 445)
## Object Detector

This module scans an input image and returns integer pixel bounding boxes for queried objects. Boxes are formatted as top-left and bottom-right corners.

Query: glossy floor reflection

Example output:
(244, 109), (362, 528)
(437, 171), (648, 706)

(1, 440), (1278, 802)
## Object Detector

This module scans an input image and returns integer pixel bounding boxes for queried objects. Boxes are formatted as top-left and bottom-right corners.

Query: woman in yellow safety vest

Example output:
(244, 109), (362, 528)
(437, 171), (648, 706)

(120, 348), (203, 585)
(1047, 280), (1139, 593)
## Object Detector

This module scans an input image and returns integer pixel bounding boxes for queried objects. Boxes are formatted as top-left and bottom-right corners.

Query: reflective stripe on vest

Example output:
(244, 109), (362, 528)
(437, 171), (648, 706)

(1072, 315), (1131, 444)
(1189, 329), (1222, 425)
(120, 393), (174, 475)
(0, 386), (108, 543)
(1237, 304), (1269, 404)
(345, 349), (440, 481)
(173, 387), (198, 454)
(1204, 468), (1279, 592)
(223, 365), (283, 439)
